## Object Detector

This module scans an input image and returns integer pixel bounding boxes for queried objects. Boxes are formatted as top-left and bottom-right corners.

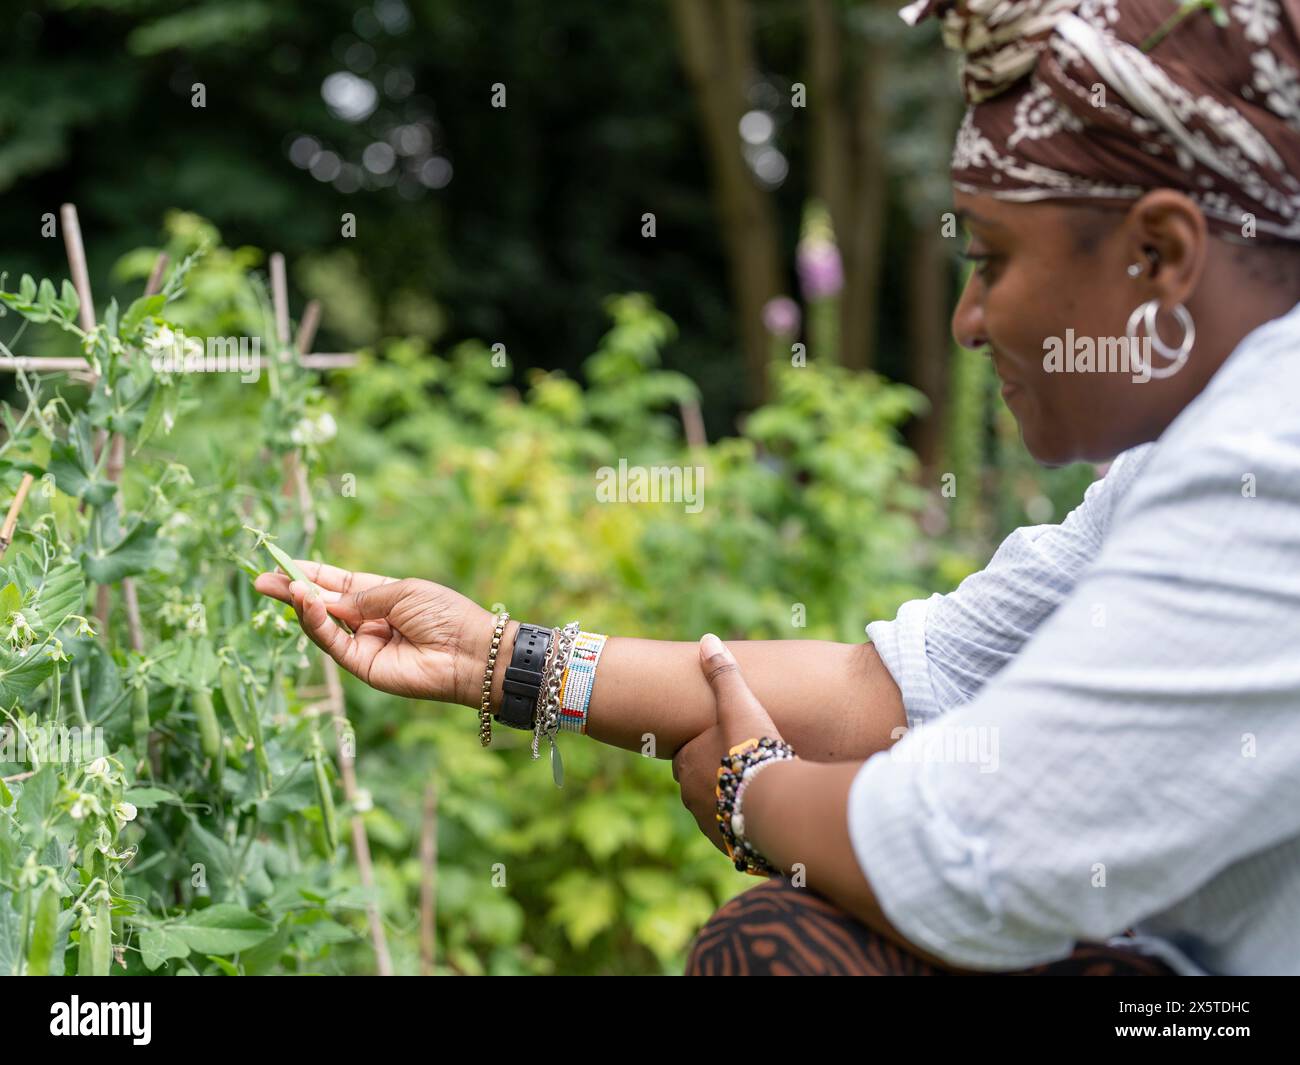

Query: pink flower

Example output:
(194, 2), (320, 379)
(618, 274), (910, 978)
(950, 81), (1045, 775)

(796, 238), (843, 300)
(762, 296), (801, 337)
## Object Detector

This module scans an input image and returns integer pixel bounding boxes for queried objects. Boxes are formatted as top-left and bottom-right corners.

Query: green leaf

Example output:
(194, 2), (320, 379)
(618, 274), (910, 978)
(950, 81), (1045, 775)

(546, 871), (617, 950)
(0, 583), (21, 622)
(79, 520), (161, 583)
(0, 649), (57, 708)
(236, 917), (290, 975)
(0, 890), (20, 976)
(58, 280), (79, 320)
(571, 798), (638, 861)
(168, 905), (274, 955)
(253, 759), (317, 822)
(184, 818), (235, 900)
(629, 888), (716, 962)
(134, 385), (167, 451)
(47, 422), (115, 506)
(26, 563), (86, 633)
(119, 294), (164, 339)
(122, 786), (182, 809)
(138, 925), (190, 971)
(15, 765), (58, 835)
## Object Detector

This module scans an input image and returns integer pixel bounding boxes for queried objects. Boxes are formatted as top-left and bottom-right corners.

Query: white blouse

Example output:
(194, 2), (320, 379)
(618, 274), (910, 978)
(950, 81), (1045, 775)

(851, 298), (1300, 975)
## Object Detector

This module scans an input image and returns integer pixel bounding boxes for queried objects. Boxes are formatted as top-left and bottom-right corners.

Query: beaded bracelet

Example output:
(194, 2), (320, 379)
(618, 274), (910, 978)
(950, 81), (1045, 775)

(478, 610), (511, 748)
(558, 630), (607, 735)
(715, 737), (797, 877)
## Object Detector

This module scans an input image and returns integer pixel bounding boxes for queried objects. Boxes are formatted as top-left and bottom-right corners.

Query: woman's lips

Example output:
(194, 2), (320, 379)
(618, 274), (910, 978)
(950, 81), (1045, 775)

(988, 351), (1022, 400)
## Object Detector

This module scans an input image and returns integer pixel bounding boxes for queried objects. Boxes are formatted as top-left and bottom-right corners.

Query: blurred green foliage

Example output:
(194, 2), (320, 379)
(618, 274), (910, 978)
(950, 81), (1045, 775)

(85, 213), (962, 974)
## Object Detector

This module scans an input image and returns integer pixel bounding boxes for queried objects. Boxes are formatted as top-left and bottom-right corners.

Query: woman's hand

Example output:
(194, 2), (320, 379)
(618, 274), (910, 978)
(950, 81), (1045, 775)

(253, 560), (500, 706)
(673, 633), (788, 856)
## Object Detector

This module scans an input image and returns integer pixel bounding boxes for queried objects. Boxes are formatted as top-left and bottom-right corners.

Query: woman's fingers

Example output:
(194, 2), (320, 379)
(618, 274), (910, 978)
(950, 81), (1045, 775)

(254, 571), (293, 604)
(290, 560), (396, 596)
(289, 581), (385, 678)
(255, 571), (364, 629)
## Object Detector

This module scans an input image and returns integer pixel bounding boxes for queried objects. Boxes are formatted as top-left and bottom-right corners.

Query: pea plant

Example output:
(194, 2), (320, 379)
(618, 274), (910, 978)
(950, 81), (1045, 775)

(0, 219), (371, 975)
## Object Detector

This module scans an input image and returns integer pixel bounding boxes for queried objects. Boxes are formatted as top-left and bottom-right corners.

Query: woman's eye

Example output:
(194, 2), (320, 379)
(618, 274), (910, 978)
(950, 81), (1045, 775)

(957, 246), (999, 282)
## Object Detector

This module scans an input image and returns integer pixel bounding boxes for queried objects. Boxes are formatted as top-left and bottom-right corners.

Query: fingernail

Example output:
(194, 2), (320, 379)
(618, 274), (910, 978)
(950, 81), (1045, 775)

(288, 581), (303, 597)
(701, 633), (727, 658)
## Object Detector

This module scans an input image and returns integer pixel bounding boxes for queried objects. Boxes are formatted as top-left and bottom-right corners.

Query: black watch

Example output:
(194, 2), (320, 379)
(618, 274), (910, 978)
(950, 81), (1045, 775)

(496, 623), (553, 730)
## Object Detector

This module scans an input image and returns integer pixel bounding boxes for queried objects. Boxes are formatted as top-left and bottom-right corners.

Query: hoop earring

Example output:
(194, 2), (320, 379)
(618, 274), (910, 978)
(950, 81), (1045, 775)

(1126, 299), (1194, 379)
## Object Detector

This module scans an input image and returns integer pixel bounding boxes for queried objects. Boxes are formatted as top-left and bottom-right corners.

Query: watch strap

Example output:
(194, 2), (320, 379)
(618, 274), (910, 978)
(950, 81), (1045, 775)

(497, 623), (553, 730)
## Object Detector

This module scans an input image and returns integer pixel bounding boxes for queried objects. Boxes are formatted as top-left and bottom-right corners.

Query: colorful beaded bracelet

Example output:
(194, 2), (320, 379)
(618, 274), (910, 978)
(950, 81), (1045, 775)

(715, 737), (797, 877)
(558, 630), (607, 735)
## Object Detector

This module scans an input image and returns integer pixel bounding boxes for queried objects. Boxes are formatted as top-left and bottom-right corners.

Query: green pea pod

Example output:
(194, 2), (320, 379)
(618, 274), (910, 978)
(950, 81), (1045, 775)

(132, 685), (151, 776)
(77, 897), (111, 977)
(132, 685), (150, 746)
(27, 884), (60, 976)
(313, 748), (340, 856)
(193, 688), (221, 760)
(219, 664), (251, 738)
(262, 541), (318, 591)
(92, 898), (112, 976)
(249, 682), (271, 785)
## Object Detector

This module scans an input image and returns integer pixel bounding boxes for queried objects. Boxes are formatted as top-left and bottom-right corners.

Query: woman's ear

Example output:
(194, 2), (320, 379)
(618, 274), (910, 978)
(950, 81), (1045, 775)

(1125, 189), (1208, 307)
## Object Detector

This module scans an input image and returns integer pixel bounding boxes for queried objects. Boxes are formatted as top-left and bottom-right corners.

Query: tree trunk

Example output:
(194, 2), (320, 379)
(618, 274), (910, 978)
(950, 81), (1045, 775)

(805, 0), (887, 372)
(669, 0), (783, 407)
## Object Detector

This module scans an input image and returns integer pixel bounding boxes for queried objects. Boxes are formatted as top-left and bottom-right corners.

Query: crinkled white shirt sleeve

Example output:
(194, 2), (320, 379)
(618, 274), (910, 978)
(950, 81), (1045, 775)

(866, 445), (1150, 729)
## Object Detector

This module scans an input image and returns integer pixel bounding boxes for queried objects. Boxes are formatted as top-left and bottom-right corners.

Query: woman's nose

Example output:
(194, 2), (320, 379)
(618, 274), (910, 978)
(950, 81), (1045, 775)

(951, 273), (987, 351)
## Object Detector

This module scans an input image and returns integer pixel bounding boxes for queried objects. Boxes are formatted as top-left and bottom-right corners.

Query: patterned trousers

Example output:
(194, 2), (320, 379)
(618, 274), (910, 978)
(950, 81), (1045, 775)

(685, 876), (1177, 976)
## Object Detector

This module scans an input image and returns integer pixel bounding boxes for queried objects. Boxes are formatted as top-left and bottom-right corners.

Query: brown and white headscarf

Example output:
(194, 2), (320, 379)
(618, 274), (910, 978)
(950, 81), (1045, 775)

(900, 0), (1300, 243)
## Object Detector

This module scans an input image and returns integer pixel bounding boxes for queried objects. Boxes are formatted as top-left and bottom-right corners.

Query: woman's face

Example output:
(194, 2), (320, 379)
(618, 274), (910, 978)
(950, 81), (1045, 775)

(950, 189), (1178, 466)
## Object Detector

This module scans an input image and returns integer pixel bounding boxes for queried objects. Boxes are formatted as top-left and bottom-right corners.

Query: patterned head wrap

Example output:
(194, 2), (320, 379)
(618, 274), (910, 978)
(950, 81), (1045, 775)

(901, 0), (1300, 243)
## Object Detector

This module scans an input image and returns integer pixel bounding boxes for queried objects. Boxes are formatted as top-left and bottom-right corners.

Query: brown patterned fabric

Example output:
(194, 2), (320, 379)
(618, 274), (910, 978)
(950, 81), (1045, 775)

(899, 0), (1300, 243)
(684, 876), (1177, 976)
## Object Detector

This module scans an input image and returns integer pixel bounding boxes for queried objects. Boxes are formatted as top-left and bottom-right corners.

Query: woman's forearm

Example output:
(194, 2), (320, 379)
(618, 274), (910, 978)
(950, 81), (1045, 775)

(466, 619), (906, 761)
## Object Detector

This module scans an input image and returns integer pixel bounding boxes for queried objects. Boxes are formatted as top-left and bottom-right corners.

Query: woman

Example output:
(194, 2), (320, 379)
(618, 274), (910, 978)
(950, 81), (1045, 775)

(257, 0), (1300, 975)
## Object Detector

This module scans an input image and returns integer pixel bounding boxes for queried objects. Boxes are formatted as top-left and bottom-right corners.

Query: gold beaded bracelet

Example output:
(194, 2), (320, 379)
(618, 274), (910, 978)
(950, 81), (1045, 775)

(479, 610), (510, 747)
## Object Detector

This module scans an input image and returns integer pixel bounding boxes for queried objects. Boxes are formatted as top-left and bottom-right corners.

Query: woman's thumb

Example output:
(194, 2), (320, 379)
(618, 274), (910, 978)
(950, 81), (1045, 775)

(326, 578), (408, 625)
(699, 633), (775, 738)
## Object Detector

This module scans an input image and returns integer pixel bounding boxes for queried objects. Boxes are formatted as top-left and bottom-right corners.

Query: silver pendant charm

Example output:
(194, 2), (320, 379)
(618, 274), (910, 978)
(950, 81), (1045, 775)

(550, 737), (564, 788)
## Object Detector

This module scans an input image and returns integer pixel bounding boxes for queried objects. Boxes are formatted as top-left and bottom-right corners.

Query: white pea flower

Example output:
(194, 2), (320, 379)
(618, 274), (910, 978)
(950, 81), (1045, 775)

(5, 612), (35, 647)
(290, 411), (339, 446)
(160, 588), (188, 626)
(354, 788), (374, 813)
(185, 602), (208, 635)
(315, 411), (338, 442)
(85, 756), (112, 781)
(70, 792), (104, 821)
(113, 801), (138, 826)
(18, 855), (42, 888)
